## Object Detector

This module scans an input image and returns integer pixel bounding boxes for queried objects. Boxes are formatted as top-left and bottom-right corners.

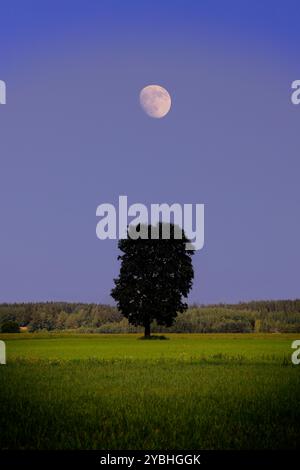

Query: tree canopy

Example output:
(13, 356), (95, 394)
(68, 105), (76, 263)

(1, 321), (20, 333)
(111, 223), (195, 337)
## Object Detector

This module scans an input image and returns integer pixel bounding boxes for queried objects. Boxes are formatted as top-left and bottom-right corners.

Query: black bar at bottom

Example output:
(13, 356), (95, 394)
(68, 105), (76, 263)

(0, 450), (296, 467)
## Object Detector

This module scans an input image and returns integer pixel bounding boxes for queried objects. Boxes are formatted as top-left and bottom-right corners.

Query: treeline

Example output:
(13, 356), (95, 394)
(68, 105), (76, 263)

(0, 303), (122, 332)
(207, 299), (300, 314)
(0, 300), (300, 333)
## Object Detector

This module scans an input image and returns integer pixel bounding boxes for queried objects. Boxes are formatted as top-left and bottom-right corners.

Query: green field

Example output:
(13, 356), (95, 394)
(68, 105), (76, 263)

(0, 333), (299, 449)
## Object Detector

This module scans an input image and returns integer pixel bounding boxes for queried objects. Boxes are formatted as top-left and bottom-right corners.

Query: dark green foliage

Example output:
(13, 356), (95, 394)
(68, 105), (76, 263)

(111, 223), (195, 336)
(1, 321), (19, 333)
(0, 302), (121, 332)
(1, 299), (300, 333)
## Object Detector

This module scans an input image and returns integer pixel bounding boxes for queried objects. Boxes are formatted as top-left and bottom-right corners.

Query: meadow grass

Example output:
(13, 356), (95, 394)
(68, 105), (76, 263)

(1, 332), (296, 362)
(0, 333), (299, 449)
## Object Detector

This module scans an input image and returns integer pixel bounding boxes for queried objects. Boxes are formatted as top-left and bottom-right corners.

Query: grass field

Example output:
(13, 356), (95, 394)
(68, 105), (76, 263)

(0, 333), (299, 449)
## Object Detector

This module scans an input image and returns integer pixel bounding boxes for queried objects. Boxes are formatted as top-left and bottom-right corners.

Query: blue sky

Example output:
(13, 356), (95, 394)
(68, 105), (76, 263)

(0, 0), (300, 304)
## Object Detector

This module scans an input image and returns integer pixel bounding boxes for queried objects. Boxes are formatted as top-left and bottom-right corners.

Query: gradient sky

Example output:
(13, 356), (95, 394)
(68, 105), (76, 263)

(1, 0), (300, 304)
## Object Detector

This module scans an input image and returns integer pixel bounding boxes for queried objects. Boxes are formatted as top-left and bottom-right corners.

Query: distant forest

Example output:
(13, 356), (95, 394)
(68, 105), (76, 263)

(1, 300), (300, 333)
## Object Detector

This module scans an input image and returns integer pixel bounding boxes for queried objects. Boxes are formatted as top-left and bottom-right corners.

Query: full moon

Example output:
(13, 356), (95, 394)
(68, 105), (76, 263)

(139, 85), (171, 118)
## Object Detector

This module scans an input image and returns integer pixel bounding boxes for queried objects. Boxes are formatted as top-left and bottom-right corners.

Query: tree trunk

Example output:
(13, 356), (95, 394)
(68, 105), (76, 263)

(144, 320), (151, 338)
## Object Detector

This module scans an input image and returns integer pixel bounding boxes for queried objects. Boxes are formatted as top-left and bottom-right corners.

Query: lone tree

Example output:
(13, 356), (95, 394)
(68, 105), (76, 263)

(111, 223), (195, 337)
